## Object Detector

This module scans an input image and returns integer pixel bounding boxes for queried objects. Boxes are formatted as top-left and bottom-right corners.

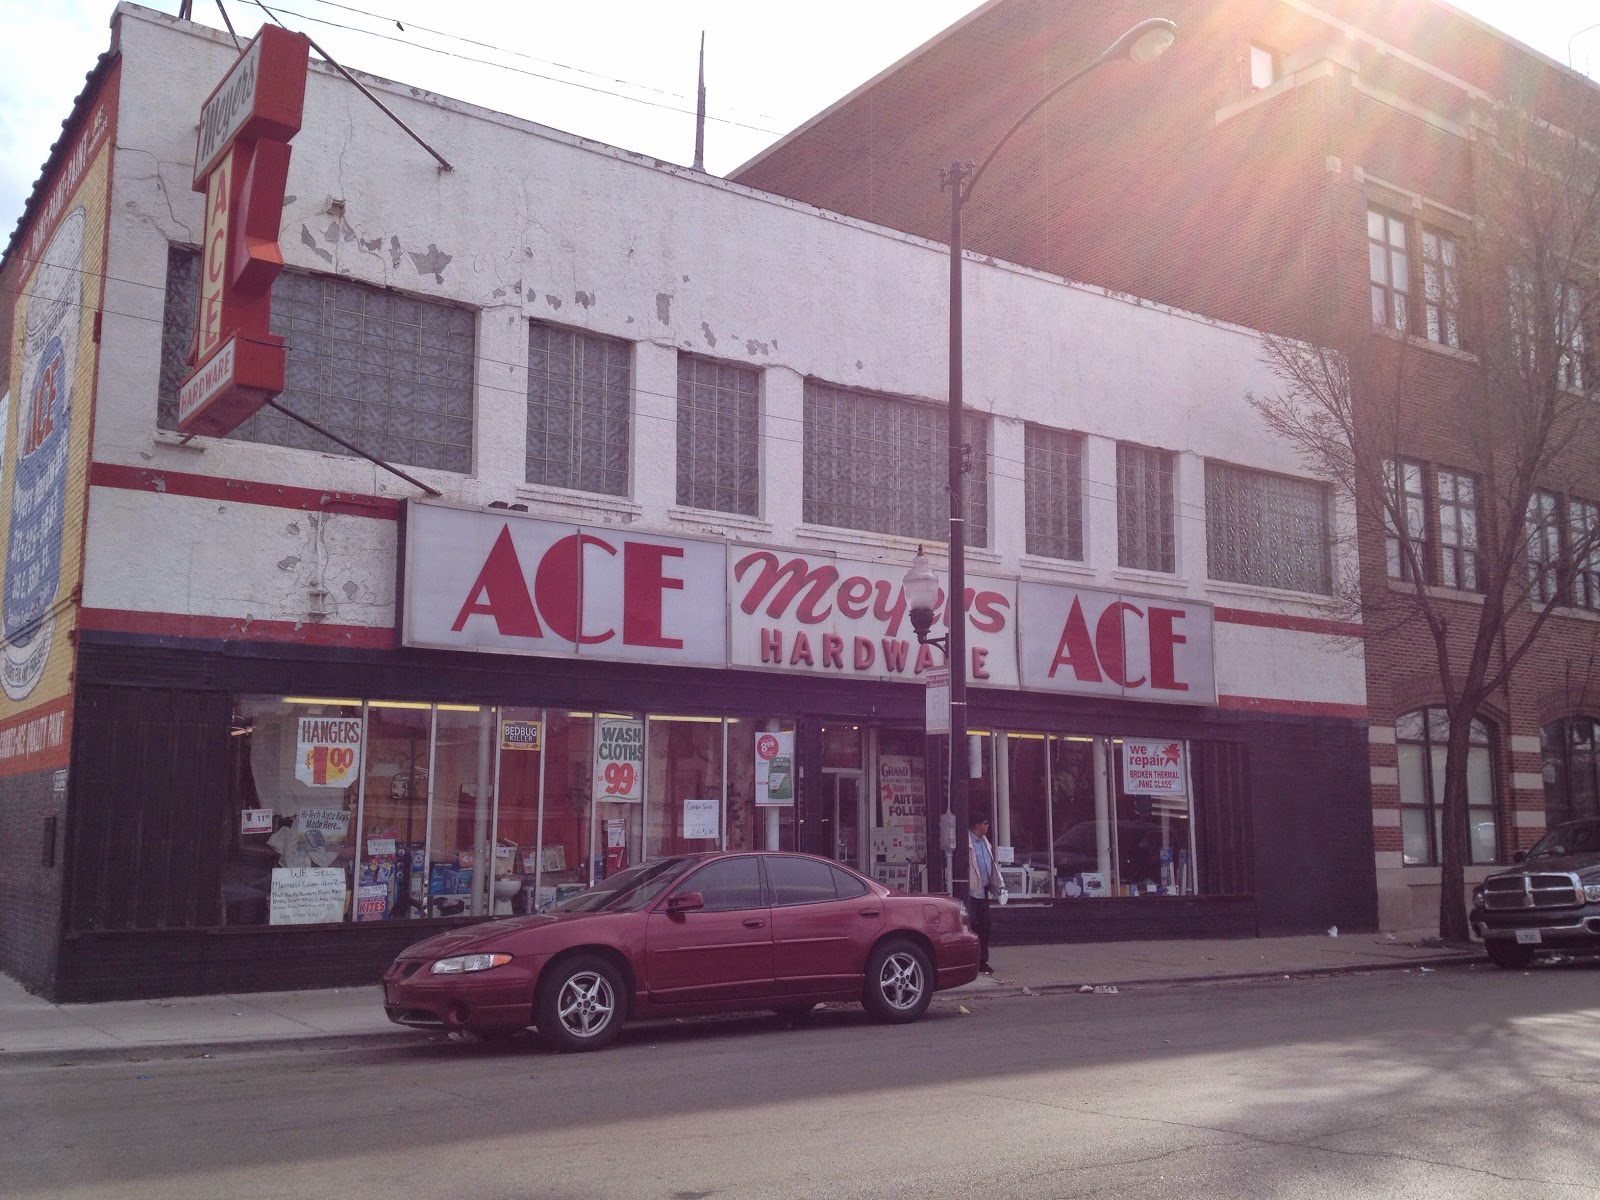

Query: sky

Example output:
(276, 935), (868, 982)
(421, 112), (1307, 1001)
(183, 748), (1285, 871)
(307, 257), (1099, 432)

(2, 0), (1599, 244)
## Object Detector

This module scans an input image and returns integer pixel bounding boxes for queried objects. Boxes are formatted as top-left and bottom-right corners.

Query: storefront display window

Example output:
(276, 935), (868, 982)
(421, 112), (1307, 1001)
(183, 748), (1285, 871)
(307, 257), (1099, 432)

(359, 702), (432, 922)
(645, 715), (725, 859)
(726, 717), (796, 853)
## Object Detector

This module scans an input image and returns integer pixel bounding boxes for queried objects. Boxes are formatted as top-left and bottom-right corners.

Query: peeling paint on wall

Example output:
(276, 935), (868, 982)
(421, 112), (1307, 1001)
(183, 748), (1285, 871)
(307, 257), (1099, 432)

(545, 294), (562, 309)
(360, 235), (382, 252)
(324, 219), (355, 244)
(701, 322), (717, 348)
(277, 556), (300, 570)
(408, 243), (452, 283)
(300, 224), (333, 264)
(655, 293), (672, 323)
(575, 290), (595, 309)
(745, 338), (769, 356)
(342, 581), (359, 600)
(389, 236), (402, 268)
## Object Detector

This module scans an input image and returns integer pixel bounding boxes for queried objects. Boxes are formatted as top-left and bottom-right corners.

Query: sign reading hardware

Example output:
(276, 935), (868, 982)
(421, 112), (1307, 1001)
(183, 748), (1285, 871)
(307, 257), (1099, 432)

(177, 25), (310, 438)
(400, 503), (1214, 705)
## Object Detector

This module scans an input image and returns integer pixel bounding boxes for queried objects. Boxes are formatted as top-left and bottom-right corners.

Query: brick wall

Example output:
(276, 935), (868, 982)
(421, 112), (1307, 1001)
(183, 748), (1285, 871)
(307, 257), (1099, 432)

(0, 768), (67, 991)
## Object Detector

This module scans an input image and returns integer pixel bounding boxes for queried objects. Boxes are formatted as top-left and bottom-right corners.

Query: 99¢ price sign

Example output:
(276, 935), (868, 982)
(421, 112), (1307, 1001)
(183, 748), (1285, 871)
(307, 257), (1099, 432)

(593, 718), (644, 803)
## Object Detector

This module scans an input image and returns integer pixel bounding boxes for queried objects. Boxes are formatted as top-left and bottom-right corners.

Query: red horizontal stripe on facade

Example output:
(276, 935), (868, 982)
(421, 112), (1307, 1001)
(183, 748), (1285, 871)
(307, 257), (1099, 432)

(79, 607), (396, 648)
(1218, 694), (1367, 719)
(1213, 607), (1361, 638)
(0, 693), (73, 778)
(89, 462), (401, 519)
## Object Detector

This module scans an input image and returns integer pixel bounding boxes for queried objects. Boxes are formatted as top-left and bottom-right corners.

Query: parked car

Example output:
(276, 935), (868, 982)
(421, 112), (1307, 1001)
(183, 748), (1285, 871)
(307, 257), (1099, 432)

(381, 850), (980, 1049)
(1470, 817), (1600, 968)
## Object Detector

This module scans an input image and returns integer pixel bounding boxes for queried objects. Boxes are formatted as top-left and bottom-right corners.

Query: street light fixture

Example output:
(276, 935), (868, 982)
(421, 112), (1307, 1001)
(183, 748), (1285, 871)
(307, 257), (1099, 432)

(906, 17), (1176, 900)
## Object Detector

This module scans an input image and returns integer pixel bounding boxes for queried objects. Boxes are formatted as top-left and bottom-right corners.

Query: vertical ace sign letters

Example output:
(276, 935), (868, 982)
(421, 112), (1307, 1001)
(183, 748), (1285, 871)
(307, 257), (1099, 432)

(177, 26), (310, 437)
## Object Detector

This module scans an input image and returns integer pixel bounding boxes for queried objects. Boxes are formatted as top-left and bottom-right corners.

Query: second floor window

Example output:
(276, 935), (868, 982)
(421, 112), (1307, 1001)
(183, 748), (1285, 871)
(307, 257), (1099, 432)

(1421, 228), (1461, 349)
(1024, 425), (1083, 561)
(1117, 443), (1175, 573)
(1368, 207), (1410, 333)
(676, 355), (759, 516)
(1384, 459), (1429, 582)
(1435, 468), (1480, 591)
(1205, 462), (1331, 594)
(1368, 207), (1465, 349)
(526, 321), (631, 496)
(1525, 489), (1600, 611)
(158, 247), (475, 471)
(803, 380), (988, 545)
(1527, 489), (1562, 603)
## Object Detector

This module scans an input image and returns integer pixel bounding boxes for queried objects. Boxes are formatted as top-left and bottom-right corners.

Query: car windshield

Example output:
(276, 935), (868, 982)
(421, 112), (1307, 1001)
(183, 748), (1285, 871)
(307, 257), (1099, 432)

(1526, 819), (1600, 859)
(553, 857), (700, 914)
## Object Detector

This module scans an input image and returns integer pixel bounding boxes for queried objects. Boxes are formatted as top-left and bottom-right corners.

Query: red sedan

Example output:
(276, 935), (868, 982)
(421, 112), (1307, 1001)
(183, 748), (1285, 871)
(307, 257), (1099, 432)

(382, 851), (980, 1050)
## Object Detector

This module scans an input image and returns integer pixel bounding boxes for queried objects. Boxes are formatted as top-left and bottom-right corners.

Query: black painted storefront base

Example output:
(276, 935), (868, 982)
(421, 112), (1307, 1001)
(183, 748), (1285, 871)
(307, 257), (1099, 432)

(990, 895), (1258, 945)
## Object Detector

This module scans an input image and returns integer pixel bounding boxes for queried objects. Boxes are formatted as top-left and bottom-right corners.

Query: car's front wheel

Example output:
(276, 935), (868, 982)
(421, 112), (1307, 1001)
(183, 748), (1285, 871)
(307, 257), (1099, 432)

(863, 939), (932, 1024)
(1485, 940), (1537, 969)
(536, 954), (626, 1051)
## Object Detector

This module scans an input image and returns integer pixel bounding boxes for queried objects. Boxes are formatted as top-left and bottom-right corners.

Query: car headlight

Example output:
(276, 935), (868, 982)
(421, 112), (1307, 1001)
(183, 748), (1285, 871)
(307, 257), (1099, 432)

(1584, 884), (1600, 903)
(430, 953), (512, 974)
(1472, 886), (1484, 907)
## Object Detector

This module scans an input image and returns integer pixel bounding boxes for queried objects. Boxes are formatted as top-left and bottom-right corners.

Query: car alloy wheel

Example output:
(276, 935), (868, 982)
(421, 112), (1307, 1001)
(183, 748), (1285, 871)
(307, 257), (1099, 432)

(863, 938), (933, 1024)
(537, 954), (625, 1051)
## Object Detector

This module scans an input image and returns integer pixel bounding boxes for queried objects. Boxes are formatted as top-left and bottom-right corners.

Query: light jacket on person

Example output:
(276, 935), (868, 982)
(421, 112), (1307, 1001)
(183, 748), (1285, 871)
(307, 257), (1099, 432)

(967, 831), (1004, 900)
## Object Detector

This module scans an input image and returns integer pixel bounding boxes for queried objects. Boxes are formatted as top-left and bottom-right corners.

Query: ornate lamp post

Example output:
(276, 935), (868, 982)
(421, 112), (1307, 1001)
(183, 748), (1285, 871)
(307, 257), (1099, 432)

(905, 17), (1176, 899)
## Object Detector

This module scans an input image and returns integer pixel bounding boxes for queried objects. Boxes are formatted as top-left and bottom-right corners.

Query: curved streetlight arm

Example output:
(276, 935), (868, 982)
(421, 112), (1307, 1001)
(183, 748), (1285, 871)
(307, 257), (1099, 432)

(965, 18), (1176, 203)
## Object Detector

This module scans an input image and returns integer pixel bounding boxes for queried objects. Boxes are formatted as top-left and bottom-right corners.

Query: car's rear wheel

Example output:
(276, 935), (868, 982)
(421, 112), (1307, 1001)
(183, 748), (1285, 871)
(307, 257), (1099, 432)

(1485, 940), (1537, 969)
(863, 939), (932, 1024)
(536, 955), (626, 1051)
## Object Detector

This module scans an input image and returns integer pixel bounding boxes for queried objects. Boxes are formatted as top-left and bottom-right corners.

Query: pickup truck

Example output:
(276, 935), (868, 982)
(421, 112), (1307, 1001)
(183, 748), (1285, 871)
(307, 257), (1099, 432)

(1470, 817), (1600, 967)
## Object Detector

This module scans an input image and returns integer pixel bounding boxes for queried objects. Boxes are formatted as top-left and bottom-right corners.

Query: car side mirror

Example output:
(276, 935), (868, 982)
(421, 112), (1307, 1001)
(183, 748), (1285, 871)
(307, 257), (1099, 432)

(665, 891), (704, 914)
(1512, 850), (1526, 863)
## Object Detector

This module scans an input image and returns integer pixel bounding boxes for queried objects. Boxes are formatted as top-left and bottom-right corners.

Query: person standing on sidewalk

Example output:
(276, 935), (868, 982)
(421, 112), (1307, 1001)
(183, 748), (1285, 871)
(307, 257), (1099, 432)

(967, 811), (1005, 975)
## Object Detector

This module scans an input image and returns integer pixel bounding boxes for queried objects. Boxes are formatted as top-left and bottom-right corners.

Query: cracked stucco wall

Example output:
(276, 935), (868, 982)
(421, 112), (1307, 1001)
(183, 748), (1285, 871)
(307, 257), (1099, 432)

(78, 6), (1362, 711)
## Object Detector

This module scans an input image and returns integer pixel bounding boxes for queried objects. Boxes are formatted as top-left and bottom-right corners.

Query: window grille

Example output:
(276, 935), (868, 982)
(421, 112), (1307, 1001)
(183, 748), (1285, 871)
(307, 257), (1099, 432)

(1204, 462), (1330, 594)
(1116, 443), (1175, 573)
(526, 321), (631, 496)
(1024, 425), (1083, 561)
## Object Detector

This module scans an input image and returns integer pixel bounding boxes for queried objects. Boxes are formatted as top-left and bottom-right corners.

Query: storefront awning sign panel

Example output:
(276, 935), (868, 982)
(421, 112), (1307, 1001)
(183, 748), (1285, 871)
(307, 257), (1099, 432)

(726, 548), (1019, 687)
(1016, 582), (1216, 705)
(402, 503), (727, 666)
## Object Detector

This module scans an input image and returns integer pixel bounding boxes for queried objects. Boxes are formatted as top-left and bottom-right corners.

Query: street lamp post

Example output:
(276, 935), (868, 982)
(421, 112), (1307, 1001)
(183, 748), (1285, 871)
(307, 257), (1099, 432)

(905, 17), (1176, 900)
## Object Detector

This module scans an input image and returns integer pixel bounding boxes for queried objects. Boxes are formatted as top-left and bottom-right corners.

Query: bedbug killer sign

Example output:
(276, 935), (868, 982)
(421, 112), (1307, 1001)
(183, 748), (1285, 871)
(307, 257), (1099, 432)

(296, 716), (362, 787)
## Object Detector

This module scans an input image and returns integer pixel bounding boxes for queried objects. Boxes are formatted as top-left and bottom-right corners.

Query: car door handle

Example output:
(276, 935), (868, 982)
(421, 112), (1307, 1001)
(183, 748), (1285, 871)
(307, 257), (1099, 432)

(859, 908), (881, 917)
(743, 918), (766, 928)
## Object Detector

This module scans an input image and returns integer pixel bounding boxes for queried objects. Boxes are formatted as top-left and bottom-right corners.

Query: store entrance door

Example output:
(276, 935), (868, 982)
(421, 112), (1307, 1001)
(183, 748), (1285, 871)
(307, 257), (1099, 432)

(827, 772), (864, 872)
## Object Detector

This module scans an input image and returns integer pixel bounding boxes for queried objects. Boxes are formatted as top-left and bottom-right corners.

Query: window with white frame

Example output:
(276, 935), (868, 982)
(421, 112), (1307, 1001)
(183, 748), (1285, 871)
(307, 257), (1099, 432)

(676, 354), (759, 516)
(1524, 488), (1600, 610)
(1384, 459), (1429, 582)
(1116, 442), (1175, 573)
(526, 321), (631, 496)
(802, 379), (988, 545)
(1397, 708), (1498, 865)
(1435, 468), (1480, 591)
(1368, 207), (1410, 333)
(1527, 488), (1562, 603)
(1204, 462), (1331, 594)
(1509, 270), (1589, 390)
(1024, 425), (1083, 560)
(1421, 227), (1461, 349)
(158, 246), (476, 470)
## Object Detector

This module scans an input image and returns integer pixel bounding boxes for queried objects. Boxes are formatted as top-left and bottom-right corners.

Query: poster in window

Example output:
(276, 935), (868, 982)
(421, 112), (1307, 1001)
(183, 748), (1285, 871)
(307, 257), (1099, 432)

(267, 806), (350, 867)
(682, 797), (719, 839)
(1121, 739), (1186, 794)
(295, 716), (362, 787)
(877, 755), (926, 862)
(269, 866), (347, 924)
(593, 717), (643, 803)
(501, 719), (542, 751)
(754, 730), (794, 806)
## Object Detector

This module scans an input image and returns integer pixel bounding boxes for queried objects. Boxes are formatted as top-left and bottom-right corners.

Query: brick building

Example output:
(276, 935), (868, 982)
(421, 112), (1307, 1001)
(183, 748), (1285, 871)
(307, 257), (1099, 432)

(733, 0), (1600, 928)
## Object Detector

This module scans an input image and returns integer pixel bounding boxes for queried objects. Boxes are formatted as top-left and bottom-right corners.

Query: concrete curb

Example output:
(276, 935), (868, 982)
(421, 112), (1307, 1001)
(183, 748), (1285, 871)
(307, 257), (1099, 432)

(1, 952), (1483, 1068)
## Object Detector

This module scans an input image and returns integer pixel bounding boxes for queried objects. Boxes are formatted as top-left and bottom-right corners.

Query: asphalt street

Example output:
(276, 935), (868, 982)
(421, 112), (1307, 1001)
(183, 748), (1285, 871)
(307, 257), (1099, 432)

(5, 962), (1598, 1200)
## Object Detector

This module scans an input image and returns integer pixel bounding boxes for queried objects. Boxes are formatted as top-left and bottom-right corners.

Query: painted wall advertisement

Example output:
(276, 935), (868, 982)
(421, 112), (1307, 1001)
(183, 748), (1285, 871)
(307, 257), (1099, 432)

(754, 730), (793, 806)
(0, 67), (117, 778)
(1121, 739), (1187, 794)
(593, 717), (643, 803)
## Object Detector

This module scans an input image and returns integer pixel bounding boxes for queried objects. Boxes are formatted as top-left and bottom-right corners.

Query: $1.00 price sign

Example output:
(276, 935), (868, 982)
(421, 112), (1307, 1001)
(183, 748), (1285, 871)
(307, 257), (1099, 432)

(296, 717), (362, 787)
(593, 718), (644, 803)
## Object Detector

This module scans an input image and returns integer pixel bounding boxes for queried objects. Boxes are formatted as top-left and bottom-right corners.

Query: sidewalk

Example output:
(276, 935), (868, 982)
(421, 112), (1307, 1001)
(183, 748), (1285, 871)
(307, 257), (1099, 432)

(0, 930), (1479, 1065)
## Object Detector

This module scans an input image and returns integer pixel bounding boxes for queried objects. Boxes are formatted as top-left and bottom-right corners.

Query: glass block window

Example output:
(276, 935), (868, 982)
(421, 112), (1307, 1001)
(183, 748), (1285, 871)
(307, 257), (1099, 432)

(1421, 227), (1461, 349)
(1204, 462), (1330, 594)
(1116, 443), (1175, 573)
(1571, 497), (1600, 611)
(1397, 708), (1498, 866)
(1436, 468), (1480, 592)
(1527, 489), (1561, 604)
(1024, 425), (1083, 560)
(676, 355), (759, 516)
(157, 247), (475, 472)
(1368, 207), (1410, 332)
(1385, 459), (1428, 582)
(802, 379), (988, 546)
(526, 321), (631, 496)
